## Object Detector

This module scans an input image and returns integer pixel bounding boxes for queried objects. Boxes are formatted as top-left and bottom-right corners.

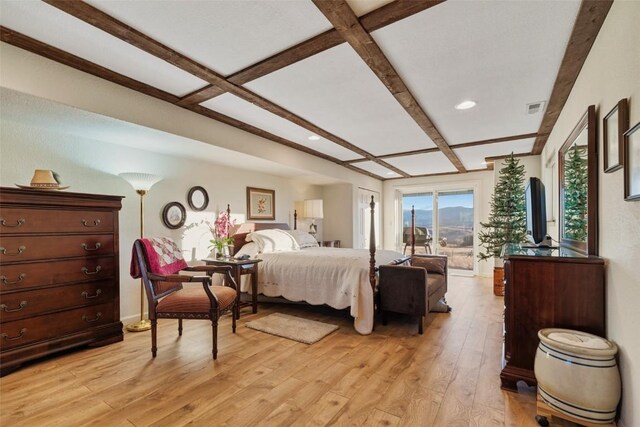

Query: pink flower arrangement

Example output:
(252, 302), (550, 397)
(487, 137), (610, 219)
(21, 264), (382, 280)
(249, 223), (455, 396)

(209, 211), (236, 251)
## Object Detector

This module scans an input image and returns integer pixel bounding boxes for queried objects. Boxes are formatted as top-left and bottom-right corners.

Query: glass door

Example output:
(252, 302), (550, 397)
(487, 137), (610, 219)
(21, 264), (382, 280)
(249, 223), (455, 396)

(402, 189), (475, 274)
(435, 190), (474, 273)
(402, 193), (433, 255)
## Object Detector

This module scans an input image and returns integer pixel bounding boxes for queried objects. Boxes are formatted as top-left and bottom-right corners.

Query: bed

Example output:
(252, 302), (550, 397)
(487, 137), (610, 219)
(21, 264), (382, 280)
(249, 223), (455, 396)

(228, 198), (404, 334)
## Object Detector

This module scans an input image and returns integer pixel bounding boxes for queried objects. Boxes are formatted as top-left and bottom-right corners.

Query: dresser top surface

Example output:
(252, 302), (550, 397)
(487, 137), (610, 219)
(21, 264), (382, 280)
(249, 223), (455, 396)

(502, 243), (602, 261)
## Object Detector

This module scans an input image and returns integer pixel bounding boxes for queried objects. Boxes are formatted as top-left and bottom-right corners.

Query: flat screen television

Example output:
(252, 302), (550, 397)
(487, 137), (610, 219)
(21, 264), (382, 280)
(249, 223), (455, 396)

(524, 177), (553, 247)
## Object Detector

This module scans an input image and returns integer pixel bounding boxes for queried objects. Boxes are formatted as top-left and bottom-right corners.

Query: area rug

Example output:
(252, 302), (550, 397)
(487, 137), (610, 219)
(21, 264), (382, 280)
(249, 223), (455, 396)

(245, 313), (339, 344)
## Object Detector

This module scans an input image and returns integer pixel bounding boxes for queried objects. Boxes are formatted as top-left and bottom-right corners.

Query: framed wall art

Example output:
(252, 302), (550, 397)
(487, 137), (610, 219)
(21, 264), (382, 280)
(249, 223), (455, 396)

(187, 186), (209, 211)
(603, 98), (628, 173)
(624, 122), (640, 201)
(162, 202), (186, 229)
(246, 187), (275, 220)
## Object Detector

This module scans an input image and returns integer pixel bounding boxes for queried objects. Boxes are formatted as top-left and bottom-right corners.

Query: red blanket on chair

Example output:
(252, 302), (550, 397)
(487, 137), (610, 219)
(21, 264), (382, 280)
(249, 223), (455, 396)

(130, 237), (188, 278)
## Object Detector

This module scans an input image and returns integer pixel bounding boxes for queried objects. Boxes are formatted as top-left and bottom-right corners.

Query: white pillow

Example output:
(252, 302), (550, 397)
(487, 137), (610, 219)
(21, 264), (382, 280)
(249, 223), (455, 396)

(248, 229), (300, 253)
(285, 230), (319, 249)
(234, 242), (259, 259)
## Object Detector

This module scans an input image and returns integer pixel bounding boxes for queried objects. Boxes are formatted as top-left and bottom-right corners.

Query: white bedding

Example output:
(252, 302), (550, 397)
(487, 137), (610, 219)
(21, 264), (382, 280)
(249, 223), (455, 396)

(240, 247), (403, 334)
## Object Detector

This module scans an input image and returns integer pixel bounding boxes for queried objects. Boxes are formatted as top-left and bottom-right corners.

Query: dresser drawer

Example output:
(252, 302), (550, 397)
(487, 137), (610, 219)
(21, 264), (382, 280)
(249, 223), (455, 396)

(0, 235), (114, 263)
(0, 302), (115, 350)
(0, 208), (114, 235)
(0, 281), (114, 322)
(0, 256), (114, 293)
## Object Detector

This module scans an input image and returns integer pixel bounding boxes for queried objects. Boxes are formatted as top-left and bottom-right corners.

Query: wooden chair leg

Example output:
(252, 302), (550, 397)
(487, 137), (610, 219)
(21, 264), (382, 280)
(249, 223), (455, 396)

(418, 316), (424, 335)
(178, 318), (183, 336)
(151, 319), (158, 357)
(211, 316), (218, 360)
(232, 304), (237, 333)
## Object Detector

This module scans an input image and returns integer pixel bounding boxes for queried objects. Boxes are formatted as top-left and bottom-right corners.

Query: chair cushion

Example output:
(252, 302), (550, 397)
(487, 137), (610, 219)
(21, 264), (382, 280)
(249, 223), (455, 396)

(427, 275), (446, 297)
(411, 256), (446, 275)
(156, 286), (236, 314)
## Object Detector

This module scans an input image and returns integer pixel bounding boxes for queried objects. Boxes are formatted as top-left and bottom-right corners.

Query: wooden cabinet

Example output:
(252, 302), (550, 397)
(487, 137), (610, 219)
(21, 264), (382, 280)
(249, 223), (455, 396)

(321, 240), (341, 248)
(0, 188), (123, 376)
(500, 244), (605, 391)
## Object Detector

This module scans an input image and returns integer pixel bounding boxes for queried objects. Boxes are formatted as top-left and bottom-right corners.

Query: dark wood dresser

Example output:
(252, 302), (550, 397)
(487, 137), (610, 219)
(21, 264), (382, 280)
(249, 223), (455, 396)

(500, 243), (605, 391)
(0, 188), (123, 376)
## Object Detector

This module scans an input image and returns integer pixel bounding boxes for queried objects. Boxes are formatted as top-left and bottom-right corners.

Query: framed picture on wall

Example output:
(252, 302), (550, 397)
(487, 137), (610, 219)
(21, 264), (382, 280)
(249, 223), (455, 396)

(246, 187), (275, 220)
(624, 122), (640, 201)
(162, 202), (186, 229)
(603, 98), (628, 173)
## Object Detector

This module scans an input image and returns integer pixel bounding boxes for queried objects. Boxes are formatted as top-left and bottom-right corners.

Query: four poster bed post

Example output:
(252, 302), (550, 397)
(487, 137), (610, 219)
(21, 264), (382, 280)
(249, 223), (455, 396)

(369, 195), (376, 292)
(411, 205), (416, 256)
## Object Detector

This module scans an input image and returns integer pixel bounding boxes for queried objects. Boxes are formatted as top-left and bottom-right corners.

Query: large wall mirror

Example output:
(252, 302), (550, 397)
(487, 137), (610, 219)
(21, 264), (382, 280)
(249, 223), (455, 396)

(559, 105), (598, 255)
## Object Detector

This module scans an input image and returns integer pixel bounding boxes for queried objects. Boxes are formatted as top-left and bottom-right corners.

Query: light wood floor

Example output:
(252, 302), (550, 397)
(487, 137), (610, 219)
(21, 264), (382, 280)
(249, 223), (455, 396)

(0, 276), (575, 426)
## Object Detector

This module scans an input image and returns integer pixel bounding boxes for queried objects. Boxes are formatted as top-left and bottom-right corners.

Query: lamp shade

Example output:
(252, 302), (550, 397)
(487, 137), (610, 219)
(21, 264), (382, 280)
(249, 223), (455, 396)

(119, 172), (162, 192)
(303, 199), (323, 219)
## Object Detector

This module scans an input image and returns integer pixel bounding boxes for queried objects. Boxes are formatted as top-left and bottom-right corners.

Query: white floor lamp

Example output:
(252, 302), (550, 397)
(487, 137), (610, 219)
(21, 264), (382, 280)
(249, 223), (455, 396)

(119, 172), (162, 332)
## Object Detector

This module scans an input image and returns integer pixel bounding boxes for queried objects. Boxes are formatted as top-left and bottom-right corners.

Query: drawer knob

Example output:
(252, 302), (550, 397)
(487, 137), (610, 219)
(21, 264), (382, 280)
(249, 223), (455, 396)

(81, 219), (101, 228)
(81, 266), (102, 275)
(1, 328), (27, 341)
(0, 246), (26, 256)
(0, 218), (25, 228)
(81, 243), (102, 251)
(0, 301), (27, 312)
(81, 289), (102, 299)
(82, 312), (102, 323)
(0, 273), (26, 285)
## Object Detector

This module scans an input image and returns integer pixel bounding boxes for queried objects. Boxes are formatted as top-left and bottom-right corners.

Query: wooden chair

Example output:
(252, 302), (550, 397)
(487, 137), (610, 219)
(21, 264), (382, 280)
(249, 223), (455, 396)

(402, 226), (433, 254)
(132, 240), (238, 359)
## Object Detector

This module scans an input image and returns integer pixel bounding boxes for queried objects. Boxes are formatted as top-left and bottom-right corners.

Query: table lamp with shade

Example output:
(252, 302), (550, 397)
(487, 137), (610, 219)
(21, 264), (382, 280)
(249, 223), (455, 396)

(119, 172), (162, 332)
(303, 199), (323, 237)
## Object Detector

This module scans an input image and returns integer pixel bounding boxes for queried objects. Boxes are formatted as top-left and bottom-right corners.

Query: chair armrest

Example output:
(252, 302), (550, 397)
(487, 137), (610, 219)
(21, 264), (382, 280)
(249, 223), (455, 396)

(148, 273), (212, 283)
(184, 265), (232, 274)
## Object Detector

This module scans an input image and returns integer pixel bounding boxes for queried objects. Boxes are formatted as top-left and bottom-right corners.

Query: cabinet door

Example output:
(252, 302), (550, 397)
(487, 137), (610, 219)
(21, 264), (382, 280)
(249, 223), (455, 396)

(503, 260), (512, 362)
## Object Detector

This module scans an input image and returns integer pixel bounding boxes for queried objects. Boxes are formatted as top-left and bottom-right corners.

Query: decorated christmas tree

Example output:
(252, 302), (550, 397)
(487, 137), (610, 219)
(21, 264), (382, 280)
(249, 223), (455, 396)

(478, 154), (527, 260)
(563, 145), (588, 241)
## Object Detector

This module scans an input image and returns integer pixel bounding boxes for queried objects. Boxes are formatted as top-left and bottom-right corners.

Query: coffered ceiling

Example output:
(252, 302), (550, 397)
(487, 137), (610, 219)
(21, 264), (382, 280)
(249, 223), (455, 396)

(0, 0), (612, 180)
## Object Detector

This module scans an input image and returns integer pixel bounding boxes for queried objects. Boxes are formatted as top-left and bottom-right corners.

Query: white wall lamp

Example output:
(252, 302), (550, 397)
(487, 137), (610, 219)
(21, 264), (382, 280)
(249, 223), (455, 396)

(303, 199), (323, 237)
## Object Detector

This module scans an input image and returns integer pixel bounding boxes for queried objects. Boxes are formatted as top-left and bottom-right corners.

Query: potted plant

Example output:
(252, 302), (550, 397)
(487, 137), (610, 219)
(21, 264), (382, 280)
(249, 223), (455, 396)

(208, 210), (236, 258)
(478, 154), (527, 295)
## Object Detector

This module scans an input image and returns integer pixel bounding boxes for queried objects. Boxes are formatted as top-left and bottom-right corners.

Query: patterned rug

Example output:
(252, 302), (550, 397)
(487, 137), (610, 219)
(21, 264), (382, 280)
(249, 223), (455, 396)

(245, 313), (339, 344)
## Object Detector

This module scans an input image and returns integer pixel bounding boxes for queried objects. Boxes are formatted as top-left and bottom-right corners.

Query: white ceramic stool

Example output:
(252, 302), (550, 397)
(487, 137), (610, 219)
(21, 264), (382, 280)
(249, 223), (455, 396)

(534, 328), (620, 426)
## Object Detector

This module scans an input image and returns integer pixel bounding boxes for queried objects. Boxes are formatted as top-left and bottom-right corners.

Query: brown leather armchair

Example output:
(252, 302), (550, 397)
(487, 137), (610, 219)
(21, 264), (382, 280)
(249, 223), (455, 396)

(132, 240), (238, 359)
(378, 254), (449, 334)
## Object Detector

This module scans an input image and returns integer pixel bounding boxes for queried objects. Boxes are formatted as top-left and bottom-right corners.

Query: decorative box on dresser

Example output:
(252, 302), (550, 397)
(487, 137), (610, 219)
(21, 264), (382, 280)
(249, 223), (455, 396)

(0, 188), (123, 376)
(500, 243), (605, 391)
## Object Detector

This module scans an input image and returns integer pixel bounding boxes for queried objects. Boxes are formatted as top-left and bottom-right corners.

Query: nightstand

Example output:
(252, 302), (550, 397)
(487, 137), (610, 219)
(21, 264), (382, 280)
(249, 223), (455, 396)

(202, 257), (261, 318)
(321, 240), (341, 248)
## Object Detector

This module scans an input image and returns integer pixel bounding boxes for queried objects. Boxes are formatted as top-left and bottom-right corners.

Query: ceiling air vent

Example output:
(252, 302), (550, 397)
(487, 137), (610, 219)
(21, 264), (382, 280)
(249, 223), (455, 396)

(526, 101), (546, 115)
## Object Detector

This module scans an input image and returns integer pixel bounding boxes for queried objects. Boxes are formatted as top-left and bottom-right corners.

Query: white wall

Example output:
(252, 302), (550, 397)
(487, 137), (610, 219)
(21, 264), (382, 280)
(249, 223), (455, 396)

(540, 2), (640, 425)
(0, 119), (321, 322)
(322, 183), (355, 247)
(382, 169), (495, 277)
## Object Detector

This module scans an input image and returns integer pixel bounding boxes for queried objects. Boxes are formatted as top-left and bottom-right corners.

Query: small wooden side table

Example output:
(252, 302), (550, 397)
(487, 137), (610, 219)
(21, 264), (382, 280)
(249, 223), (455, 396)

(202, 258), (261, 319)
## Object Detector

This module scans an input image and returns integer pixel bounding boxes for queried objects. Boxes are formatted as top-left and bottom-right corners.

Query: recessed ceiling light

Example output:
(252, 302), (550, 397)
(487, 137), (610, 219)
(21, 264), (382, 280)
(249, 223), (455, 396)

(455, 100), (477, 110)
(386, 172), (395, 175)
(308, 135), (321, 141)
